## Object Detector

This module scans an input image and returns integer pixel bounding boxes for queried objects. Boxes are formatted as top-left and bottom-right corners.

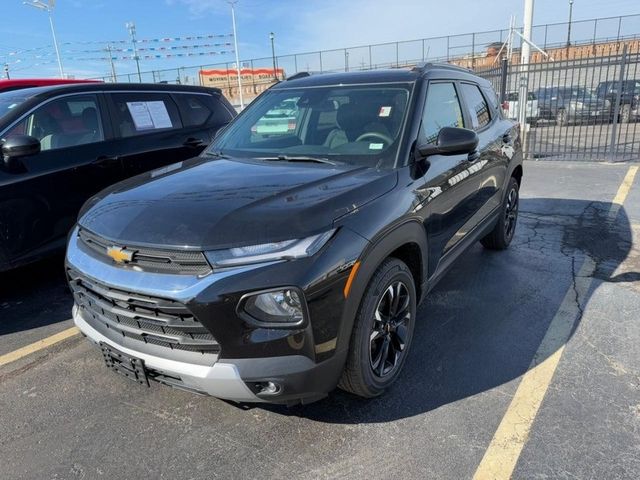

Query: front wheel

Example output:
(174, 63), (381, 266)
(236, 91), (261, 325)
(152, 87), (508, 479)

(481, 176), (519, 250)
(339, 258), (416, 398)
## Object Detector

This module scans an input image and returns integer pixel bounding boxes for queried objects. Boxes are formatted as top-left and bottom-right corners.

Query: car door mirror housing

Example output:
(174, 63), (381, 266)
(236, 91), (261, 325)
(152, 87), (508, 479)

(417, 127), (479, 158)
(2, 135), (41, 166)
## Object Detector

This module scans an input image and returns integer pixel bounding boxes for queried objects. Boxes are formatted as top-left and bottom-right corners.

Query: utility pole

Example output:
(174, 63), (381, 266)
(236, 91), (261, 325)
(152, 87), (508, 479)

(519, 0), (534, 152)
(23, 0), (64, 78)
(107, 45), (117, 82)
(126, 21), (142, 82)
(229, 1), (244, 109)
(3, 63), (9, 79)
(566, 0), (574, 47)
(269, 32), (278, 80)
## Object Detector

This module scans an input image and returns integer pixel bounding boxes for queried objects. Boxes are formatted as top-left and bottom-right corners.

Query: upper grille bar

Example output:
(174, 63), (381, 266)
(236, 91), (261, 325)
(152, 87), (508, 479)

(77, 228), (212, 276)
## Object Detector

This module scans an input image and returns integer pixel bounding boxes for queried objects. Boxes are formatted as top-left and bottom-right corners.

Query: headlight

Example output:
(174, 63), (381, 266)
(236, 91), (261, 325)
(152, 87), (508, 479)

(204, 229), (335, 268)
(240, 288), (306, 326)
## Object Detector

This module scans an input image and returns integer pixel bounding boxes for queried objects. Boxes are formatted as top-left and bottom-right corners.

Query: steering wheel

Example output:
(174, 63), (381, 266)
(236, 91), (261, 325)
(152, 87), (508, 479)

(355, 131), (394, 145)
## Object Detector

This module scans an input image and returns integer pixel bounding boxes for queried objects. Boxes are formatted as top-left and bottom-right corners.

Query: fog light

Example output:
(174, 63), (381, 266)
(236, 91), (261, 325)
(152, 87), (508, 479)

(259, 381), (281, 395)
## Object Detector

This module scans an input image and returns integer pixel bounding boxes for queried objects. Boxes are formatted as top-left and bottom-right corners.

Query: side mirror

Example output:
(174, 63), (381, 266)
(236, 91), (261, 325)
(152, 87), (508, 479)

(2, 135), (41, 168)
(417, 127), (479, 158)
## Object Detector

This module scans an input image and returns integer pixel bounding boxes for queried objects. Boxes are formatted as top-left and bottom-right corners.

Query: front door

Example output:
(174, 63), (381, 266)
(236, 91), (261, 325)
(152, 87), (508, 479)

(0, 93), (122, 266)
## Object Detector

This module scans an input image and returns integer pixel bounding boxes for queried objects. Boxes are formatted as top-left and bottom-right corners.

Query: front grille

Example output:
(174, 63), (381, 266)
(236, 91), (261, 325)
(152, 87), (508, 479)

(77, 228), (211, 276)
(68, 268), (219, 355)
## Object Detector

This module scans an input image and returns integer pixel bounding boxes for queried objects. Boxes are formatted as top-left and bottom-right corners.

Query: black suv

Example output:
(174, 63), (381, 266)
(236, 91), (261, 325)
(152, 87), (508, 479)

(595, 80), (640, 123)
(66, 65), (522, 405)
(0, 83), (235, 271)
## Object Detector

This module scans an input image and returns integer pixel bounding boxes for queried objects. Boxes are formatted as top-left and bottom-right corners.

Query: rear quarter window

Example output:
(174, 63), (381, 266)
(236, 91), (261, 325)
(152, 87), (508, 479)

(173, 93), (233, 128)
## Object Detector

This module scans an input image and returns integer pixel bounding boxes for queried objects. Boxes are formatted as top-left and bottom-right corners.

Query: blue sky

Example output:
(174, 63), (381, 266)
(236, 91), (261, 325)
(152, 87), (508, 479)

(1, 0), (638, 80)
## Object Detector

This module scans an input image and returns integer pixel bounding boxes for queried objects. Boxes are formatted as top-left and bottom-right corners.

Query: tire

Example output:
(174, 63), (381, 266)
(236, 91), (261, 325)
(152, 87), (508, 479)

(556, 109), (566, 126)
(338, 258), (417, 398)
(620, 104), (631, 123)
(481, 176), (519, 250)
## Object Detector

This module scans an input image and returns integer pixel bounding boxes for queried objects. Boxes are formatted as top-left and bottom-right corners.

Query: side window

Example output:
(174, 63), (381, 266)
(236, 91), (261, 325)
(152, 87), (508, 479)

(250, 97), (301, 140)
(5, 95), (104, 151)
(460, 83), (491, 130)
(110, 93), (182, 138)
(421, 82), (464, 144)
(173, 93), (232, 127)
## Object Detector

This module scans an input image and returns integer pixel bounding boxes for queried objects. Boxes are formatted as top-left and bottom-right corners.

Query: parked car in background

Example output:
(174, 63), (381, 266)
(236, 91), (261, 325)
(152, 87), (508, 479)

(503, 91), (539, 125)
(66, 65), (522, 405)
(0, 78), (101, 93)
(251, 98), (299, 136)
(535, 86), (607, 126)
(0, 83), (235, 271)
(594, 79), (640, 123)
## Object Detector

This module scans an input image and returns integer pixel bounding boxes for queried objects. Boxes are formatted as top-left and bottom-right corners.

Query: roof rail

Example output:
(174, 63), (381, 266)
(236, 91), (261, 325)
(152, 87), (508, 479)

(410, 62), (473, 74)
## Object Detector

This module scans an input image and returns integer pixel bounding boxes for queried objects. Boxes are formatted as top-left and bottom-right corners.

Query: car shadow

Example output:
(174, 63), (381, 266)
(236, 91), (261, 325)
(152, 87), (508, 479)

(258, 198), (635, 423)
(0, 254), (72, 336)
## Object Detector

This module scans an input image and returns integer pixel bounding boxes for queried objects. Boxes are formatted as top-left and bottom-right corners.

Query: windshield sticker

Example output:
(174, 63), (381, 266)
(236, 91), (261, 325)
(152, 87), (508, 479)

(126, 101), (173, 131)
(369, 143), (384, 150)
(379, 106), (392, 117)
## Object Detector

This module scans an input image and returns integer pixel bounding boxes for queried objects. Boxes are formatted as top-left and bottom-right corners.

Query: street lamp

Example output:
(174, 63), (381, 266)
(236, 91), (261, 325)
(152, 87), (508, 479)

(228, 1), (244, 109)
(269, 32), (278, 80)
(566, 0), (574, 47)
(126, 22), (142, 82)
(23, 0), (64, 78)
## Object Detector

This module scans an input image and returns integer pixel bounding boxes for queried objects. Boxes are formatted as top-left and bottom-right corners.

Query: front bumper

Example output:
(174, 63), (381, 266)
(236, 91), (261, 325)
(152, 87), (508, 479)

(73, 305), (258, 401)
(66, 226), (367, 403)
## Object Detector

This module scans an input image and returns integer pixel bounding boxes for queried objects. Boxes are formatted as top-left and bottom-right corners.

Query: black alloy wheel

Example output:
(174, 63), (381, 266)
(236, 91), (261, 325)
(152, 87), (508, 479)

(339, 258), (416, 398)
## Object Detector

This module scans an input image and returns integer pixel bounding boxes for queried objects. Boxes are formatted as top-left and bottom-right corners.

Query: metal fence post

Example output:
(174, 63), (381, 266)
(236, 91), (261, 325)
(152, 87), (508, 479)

(396, 42), (399, 67)
(368, 45), (372, 68)
(608, 44), (628, 161)
(499, 57), (508, 104)
(294, 54), (298, 73)
(592, 19), (598, 44)
(319, 51), (323, 72)
(471, 33), (475, 69)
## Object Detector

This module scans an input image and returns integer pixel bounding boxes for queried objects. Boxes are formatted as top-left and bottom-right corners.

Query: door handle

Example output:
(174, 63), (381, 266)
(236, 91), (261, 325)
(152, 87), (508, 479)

(183, 137), (205, 148)
(93, 155), (119, 167)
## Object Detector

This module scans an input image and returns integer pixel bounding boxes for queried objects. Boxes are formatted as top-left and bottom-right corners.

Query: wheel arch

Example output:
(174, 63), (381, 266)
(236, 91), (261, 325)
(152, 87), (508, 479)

(336, 221), (428, 356)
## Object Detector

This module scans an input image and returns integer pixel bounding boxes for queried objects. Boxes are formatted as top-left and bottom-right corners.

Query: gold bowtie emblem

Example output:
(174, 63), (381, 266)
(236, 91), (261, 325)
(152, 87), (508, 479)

(106, 246), (134, 263)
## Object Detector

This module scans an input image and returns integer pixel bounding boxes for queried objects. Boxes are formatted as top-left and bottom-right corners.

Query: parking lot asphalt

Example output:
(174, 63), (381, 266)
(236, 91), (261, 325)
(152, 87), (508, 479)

(1, 161), (639, 480)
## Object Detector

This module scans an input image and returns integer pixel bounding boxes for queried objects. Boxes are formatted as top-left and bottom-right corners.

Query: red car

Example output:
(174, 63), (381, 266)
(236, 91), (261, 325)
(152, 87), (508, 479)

(0, 78), (101, 93)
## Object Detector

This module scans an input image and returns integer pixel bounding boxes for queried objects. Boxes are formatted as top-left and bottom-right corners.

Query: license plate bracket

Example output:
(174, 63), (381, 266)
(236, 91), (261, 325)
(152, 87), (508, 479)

(100, 342), (149, 387)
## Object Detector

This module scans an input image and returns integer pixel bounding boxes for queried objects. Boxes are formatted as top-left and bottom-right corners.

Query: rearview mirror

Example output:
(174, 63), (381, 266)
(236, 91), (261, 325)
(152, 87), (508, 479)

(2, 135), (41, 168)
(417, 127), (479, 158)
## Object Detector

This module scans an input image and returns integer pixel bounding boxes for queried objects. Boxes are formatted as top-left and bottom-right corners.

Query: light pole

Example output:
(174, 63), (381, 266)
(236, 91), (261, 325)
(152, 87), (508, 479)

(269, 32), (278, 80)
(23, 0), (64, 78)
(228, 1), (244, 109)
(126, 22), (142, 82)
(566, 0), (574, 47)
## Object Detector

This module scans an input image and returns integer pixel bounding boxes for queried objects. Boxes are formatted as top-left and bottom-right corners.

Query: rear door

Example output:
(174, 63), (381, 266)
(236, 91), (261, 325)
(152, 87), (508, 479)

(0, 93), (122, 265)
(458, 82), (509, 222)
(106, 91), (187, 177)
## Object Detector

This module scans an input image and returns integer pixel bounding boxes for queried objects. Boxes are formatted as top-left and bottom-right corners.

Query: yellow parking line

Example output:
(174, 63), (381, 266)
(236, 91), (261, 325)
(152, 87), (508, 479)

(0, 326), (79, 367)
(473, 165), (638, 480)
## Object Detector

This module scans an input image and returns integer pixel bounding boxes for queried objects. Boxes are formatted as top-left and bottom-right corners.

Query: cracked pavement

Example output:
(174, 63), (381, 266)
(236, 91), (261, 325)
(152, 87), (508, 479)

(0, 161), (639, 479)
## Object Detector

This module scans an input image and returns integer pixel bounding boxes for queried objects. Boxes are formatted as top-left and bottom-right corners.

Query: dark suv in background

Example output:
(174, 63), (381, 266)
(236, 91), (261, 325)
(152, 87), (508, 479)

(66, 64), (522, 405)
(535, 86), (606, 125)
(595, 79), (640, 123)
(0, 83), (235, 271)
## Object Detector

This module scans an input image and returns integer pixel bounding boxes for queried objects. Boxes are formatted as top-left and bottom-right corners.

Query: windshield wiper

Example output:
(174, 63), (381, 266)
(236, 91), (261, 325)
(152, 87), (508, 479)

(205, 150), (229, 159)
(256, 155), (337, 166)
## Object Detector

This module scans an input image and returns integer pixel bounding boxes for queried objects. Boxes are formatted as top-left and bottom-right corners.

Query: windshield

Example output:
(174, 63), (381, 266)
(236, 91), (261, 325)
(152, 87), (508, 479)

(208, 83), (413, 169)
(0, 90), (36, 119)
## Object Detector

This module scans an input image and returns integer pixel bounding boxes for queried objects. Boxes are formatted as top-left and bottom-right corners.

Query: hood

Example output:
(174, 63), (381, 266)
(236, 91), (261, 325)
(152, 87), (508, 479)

(79, 157), (397, 249)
